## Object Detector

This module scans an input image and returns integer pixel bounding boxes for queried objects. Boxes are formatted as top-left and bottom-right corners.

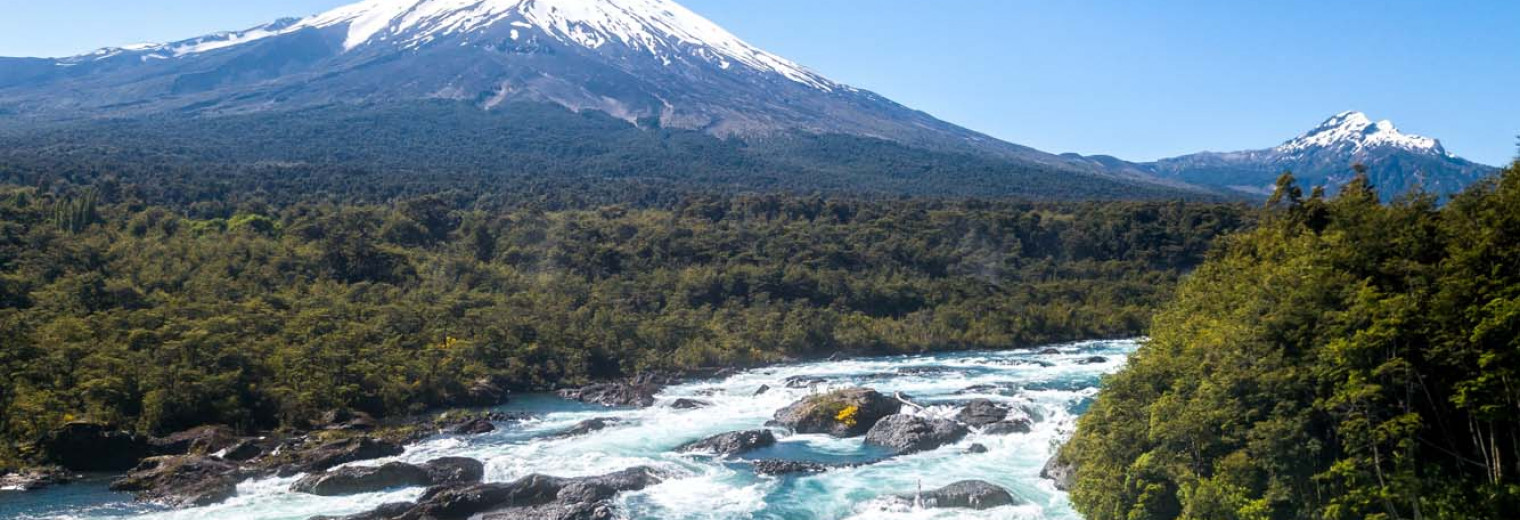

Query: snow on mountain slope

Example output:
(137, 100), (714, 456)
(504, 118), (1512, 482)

(63, 0), (833, 90)
(1276, 110), (1446, 157)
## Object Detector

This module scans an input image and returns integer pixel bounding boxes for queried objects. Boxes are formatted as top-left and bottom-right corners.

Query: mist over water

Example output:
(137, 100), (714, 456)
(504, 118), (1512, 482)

(4, 339), (1138, 520)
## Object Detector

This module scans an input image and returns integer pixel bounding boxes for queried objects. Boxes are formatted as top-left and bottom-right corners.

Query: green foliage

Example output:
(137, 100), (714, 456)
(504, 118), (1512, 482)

(1064, 162), (1520, 520)
(0, 181), (1246, 466)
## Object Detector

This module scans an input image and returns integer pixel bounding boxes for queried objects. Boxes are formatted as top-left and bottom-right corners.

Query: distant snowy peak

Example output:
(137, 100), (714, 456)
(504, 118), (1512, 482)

(1276, 111), (1447, 157)
(67, 0), (834, 90)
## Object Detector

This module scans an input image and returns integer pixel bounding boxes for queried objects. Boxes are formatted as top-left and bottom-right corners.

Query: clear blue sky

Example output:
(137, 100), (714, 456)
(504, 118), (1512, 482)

(1, 0), (1516, 165)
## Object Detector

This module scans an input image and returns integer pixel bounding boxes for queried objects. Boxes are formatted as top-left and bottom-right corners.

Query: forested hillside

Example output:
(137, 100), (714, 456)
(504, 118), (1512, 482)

(1062, 163), (1520, 519)
(0, 178), (1246, 467)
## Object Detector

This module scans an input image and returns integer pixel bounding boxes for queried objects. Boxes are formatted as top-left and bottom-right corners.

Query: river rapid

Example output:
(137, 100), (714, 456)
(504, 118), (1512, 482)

(3, 339), (1138, 520)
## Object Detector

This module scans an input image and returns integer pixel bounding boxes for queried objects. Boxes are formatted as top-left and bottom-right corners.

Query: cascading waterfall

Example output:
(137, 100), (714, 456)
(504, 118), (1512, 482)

(3, 339), (1137, 520)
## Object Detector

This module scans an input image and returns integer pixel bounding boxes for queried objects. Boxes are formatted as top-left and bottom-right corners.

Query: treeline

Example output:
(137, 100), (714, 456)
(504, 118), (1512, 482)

(0, 181), (1246, 467)
(1063, 163), (1520, 519)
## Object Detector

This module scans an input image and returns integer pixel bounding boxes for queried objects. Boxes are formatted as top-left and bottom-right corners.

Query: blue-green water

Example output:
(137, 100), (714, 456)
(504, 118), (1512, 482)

(0, 339), (1138, 520)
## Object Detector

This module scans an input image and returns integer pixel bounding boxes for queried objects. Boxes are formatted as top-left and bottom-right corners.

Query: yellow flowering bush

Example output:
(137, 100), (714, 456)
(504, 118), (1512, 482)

(835, 405), (860, 427)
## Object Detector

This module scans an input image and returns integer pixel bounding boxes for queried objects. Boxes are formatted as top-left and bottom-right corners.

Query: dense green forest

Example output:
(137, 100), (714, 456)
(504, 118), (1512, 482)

(0, 175), (1245, 467)
(1063, 163), (1520, 519)
(0, 102), (1209, 201)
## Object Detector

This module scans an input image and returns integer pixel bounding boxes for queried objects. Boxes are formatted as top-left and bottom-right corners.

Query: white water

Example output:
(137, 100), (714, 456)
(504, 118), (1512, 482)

(7, 339), (1137, 520)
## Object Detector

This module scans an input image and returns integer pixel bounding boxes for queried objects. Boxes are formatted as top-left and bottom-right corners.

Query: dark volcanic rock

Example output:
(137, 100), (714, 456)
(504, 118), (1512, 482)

(293, 457), (484, 496)
(1041, 453), (1077, 491)
(750, 460), (836, 476)
(293, 462), (430, 496)
(405, 466), (662, 520)
(557, 374), (673, 408)
(275, 437), (405, 477)
(309, 502), (416, 520)
(554, 418), (619, 439)
(676, 430), (776, 456)
(965, 444), (989, 454)
(150, 425), (239, 457)
(449, 418), (497, 435)
(897, 366), (954, 376)
(110, 455), (242, 507)
(770, 388), (901, 437)
(753, 384), (771, 396)
(319, 409), (379, 432)
(981, 419), (1034, 435)
(955, 399), (1010, 427)
(221, 440), (267, 462)
(1077, 356), (1109, 365)
(0, 466), (78, 491)
(864, 414), (968, 455)
(667, 398), (711, 410)
(1038, 348), (1063, 355)
(898, 480), (1019, 510)
(782, 375), (830, 389)
(41, 422), (152, 471)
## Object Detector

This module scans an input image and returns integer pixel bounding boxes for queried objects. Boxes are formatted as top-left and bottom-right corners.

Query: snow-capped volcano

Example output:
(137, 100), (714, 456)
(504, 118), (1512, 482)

(1276, 111), (1447, 157)
(1134, 111), (1492, 199)
(75, 0), (832, 91)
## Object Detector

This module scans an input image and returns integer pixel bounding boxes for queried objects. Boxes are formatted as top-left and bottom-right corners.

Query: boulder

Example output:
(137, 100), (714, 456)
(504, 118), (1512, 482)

(406, 466), (662, 519)
(220, 439), (267, 462)
(897, 366), (954, 376)
(1077, 356), (1109, 365)
(40, 422), (152, 471)
(151, 425), (240, 457)
(1041, 453), (1077, 491)
(955, 399), (1010, 427)
(110, 455), (242, 507)
(1038, 348), (1062, 355)
(676, 430), (776, 456)
(782, 375), (829, 389)
(557, 377), (665, 408)
(863, 414), (968, 455)
(292, 457), (484, 496)
(293, 462), (431, 496)
(309, 502), (415, 520)
(752, 384), (771, 396)
(770, 388), (901, 437)
(965, 444), (989, 454)
(0, 466), (78, 491)
(750, 460), (835, 476)
(981, 419), (1033, 435)
(274, 437), (405, 477)
(319, 409), (379, 431)
(898, 480), (1019, 510)
(553, 418), (619, 439)
(450, 418), (497, 435)
(667, 398), (711, 410)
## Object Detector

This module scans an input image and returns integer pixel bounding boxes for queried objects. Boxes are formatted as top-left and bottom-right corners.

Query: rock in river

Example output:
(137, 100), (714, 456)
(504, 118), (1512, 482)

(676, 430), (776, 456)
(896, 480), (1019, 510)
(770, 388), (901, 437)
(110, 455), (243, 507)
(864, 414), (968, 455)
(292, 457), (484, 496)
(955, 399), (1010, 427)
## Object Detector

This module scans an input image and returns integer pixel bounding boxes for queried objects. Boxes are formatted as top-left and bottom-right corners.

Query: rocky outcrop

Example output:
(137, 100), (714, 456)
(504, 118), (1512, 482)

(309, 502), (417, 520)
(1038, 348), (1063, 355)
(449, 418), (497, 435)
(676, 430), (776, 456)
(557, 375), (672, 408)
(552, 418), (619, 439)
(965, 444), (989, 454)
(150, 425), (239, 457)
(980, 419), (1033, 435)
(292, 457), (484, 496)
(270, 437), (405, 477)
(770, 388), (901, 437)
(0, 466), (78, 491)
(667, 398), (711, 410)
(753, 384), (771, 396)
(863, 414), (968, 455)
(955, 399), (1010, 427)
(1077, 356), (1109, 365)
(1041, 453), (1077, 491)
(40, 422), (153, 471)
(336, 466), (662, 520)
(110, 455), (243, 507)
(319, 409), (379, 432)
(897, 480), (1019, 510)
